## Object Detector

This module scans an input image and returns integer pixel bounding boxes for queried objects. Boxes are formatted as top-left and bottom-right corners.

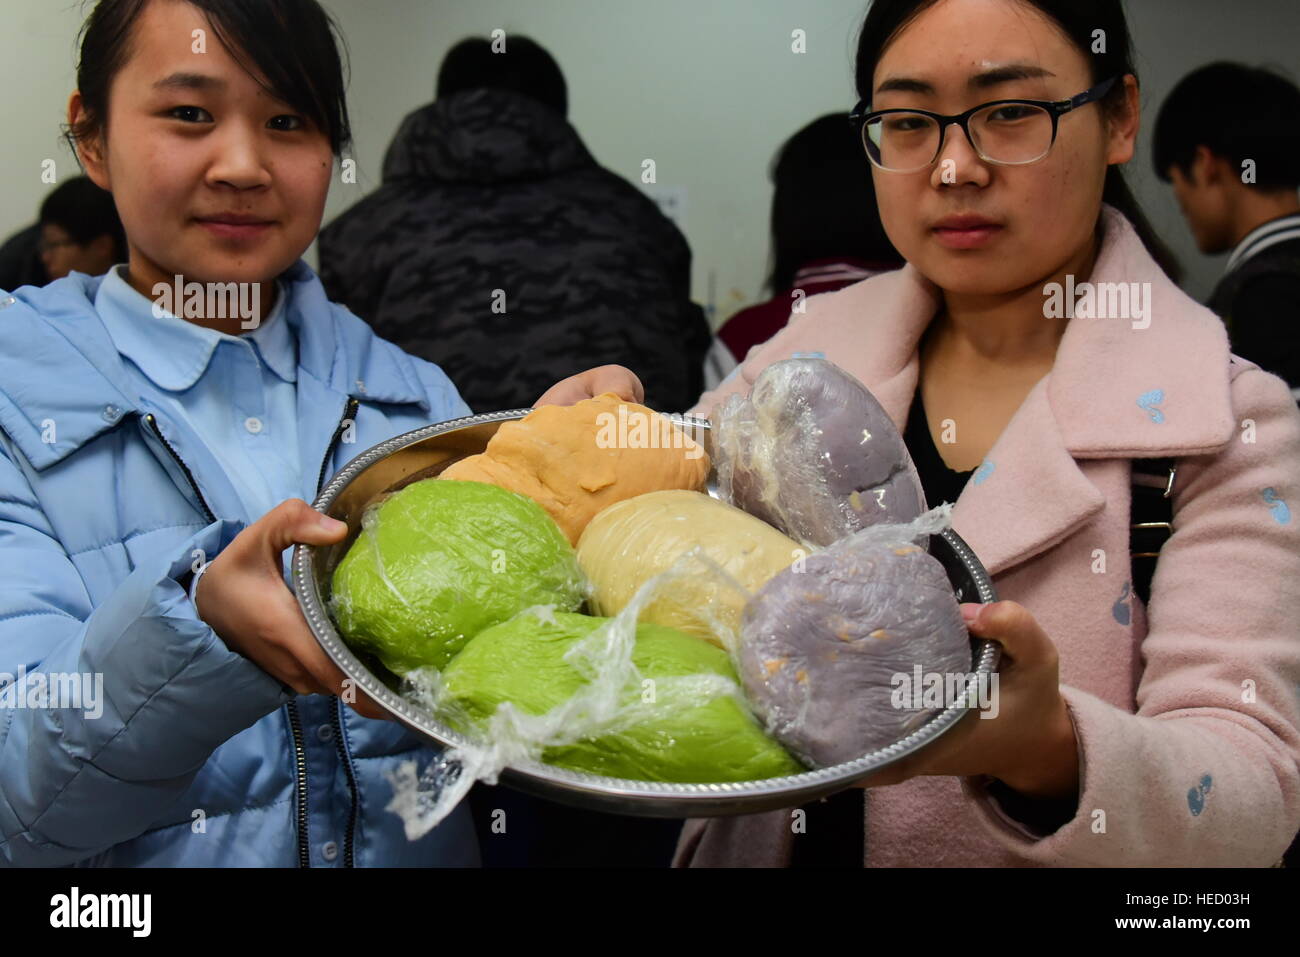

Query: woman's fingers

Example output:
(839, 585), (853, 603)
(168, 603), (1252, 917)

(533, 365), (645, 407)
(851, 603), (1061, 789)
(195, 499), (390, 712)
(259, 499), (349, 556)
(195, 499), (403, 724)
(532, 376), (584, 407)
(261, 618), (388, 719)
(961, 600), (1056, 667)
(586, 364), (645, 403)
(344, 688), (391, 722)
(263, 592), (354, 692)
(263, 592), (392, 720)
(257, 642), (333, 696)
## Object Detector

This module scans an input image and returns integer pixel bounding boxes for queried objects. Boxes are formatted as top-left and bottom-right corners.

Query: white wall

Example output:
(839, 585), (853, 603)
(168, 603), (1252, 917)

(3, 0), (1298, 316)
(0, 0), (88, 239)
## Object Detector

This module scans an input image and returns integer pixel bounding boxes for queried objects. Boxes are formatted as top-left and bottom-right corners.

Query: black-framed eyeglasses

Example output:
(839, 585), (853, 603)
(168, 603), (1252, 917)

(848, 76), (1118, 172)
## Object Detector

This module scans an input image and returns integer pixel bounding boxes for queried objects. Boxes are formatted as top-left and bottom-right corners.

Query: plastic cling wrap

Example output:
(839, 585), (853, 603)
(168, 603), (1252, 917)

(576, 489), (804, 647)
(712, 357), (927, 547)
(737, 505), (973, 768)
(329, 479), (585, 674)
(384, 553), (804, 840)
(441, 611), (803, 782)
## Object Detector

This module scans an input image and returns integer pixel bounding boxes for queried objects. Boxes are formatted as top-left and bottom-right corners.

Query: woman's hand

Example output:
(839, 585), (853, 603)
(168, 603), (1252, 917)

(194, 499), (389, 721)
(533, 364), (644, 407)
(857, 600), (1079, 799)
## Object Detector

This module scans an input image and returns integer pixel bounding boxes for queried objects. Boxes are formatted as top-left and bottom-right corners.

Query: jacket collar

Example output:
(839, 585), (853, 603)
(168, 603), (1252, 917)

(277, 260), (431, 408)
(816, 204), (1235, 575)
(95, 265), (296, 391)
(0, 260), (432, 471)
(1225, 211), (1300, 274)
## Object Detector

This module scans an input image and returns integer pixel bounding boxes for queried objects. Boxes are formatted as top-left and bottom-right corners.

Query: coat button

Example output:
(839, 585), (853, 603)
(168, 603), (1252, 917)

(243, 416), (263, 434)
(0, 296), (15, 309)
(102, 404), (121, 422)
(321, 841), (338, 862)
(317, 724), (334, 742)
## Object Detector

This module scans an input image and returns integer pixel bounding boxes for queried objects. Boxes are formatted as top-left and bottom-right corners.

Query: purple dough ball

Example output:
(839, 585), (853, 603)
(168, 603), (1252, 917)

(737, 537), (972, 768)
(718, 358), (926, 546)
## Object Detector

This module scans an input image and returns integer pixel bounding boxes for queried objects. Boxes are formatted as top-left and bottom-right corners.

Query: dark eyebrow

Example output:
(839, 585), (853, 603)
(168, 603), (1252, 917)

(971, 63), (1056, 89)
(152, 72), (226, 92)
(875, 63), (1057, 96)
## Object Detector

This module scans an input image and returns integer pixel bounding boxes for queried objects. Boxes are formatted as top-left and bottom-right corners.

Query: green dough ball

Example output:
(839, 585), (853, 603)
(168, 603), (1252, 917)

(330, 479), (585, 674)
(441, 611), (805, 783)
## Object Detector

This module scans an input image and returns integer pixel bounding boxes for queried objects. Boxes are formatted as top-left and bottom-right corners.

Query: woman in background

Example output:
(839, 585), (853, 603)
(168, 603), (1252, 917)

(706, 114), (903, 388)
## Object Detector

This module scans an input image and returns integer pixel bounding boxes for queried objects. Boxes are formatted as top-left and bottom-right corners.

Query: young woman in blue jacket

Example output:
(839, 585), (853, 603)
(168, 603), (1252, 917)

(0, 0), (637, 867)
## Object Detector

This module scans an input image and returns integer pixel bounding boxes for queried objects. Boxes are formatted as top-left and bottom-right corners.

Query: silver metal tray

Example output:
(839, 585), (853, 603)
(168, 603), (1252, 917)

(292, 409), (1000, 817)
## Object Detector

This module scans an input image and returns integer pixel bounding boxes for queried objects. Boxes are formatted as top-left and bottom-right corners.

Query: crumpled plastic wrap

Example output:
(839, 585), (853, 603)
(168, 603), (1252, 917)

(712, 357), (927, 547)
(440, 610), (802, 782)
(576, 489), (803, 646)
(384, 551), (803, 840)
(329, 479), (585, 674)
(440, 393), (709, 544)
(736, 504), (973, 768)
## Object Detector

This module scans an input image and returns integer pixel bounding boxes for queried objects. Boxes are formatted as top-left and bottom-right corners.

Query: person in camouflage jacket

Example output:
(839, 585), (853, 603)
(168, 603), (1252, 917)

(318, 85), (710, 414)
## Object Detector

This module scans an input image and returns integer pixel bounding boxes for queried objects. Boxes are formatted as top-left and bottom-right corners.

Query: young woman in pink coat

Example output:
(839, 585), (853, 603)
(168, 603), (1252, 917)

(675, 0), (1300, 867)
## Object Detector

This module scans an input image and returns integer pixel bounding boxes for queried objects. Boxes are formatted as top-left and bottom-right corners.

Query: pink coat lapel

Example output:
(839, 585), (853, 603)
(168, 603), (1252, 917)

(806, 206), (1236, 577)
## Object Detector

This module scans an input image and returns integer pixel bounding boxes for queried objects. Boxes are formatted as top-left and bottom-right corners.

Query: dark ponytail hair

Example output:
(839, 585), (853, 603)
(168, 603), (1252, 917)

(767, 114), (903, 292)
(854, 0), (1182, 282)
(67, 0), (352, 156)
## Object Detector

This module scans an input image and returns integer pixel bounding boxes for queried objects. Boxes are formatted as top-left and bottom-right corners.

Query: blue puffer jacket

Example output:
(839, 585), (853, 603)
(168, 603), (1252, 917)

(0, 262), (480, 867)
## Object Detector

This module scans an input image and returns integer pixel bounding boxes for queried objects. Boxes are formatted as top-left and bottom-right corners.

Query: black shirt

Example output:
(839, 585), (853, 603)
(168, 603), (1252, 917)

(1207, 213), (1300, 395)
(901, 386), (976, 510)
(789, 387), (973, 867)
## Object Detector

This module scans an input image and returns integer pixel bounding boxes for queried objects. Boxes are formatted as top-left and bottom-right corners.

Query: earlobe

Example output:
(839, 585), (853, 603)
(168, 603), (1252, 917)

(67, 90), (111, 190)
(1193, 144), (1221, 186)
(1106, 75), (1141, 165)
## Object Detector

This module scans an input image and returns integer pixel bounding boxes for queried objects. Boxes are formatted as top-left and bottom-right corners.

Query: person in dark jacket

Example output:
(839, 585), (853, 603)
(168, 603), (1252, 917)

(1154, 62), (1300, 398)
(319, 36), (710, 414)
(37, 176), (127, 281)
(706, 113), (904, 387)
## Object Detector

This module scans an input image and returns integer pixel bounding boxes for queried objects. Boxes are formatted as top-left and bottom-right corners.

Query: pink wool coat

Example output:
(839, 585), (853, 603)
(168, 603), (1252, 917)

(675, 205), (1300, 867)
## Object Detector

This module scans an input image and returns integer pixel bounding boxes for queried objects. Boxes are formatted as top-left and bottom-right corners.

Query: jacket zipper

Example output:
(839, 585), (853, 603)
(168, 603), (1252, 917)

(318, 398), (361, 495)
(144, 414), (217, 524)
(284, 397), (362, 868)
(286, 698), (311, 867)
(320, 397), (361, 867)
(330, 699), (359, 868)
